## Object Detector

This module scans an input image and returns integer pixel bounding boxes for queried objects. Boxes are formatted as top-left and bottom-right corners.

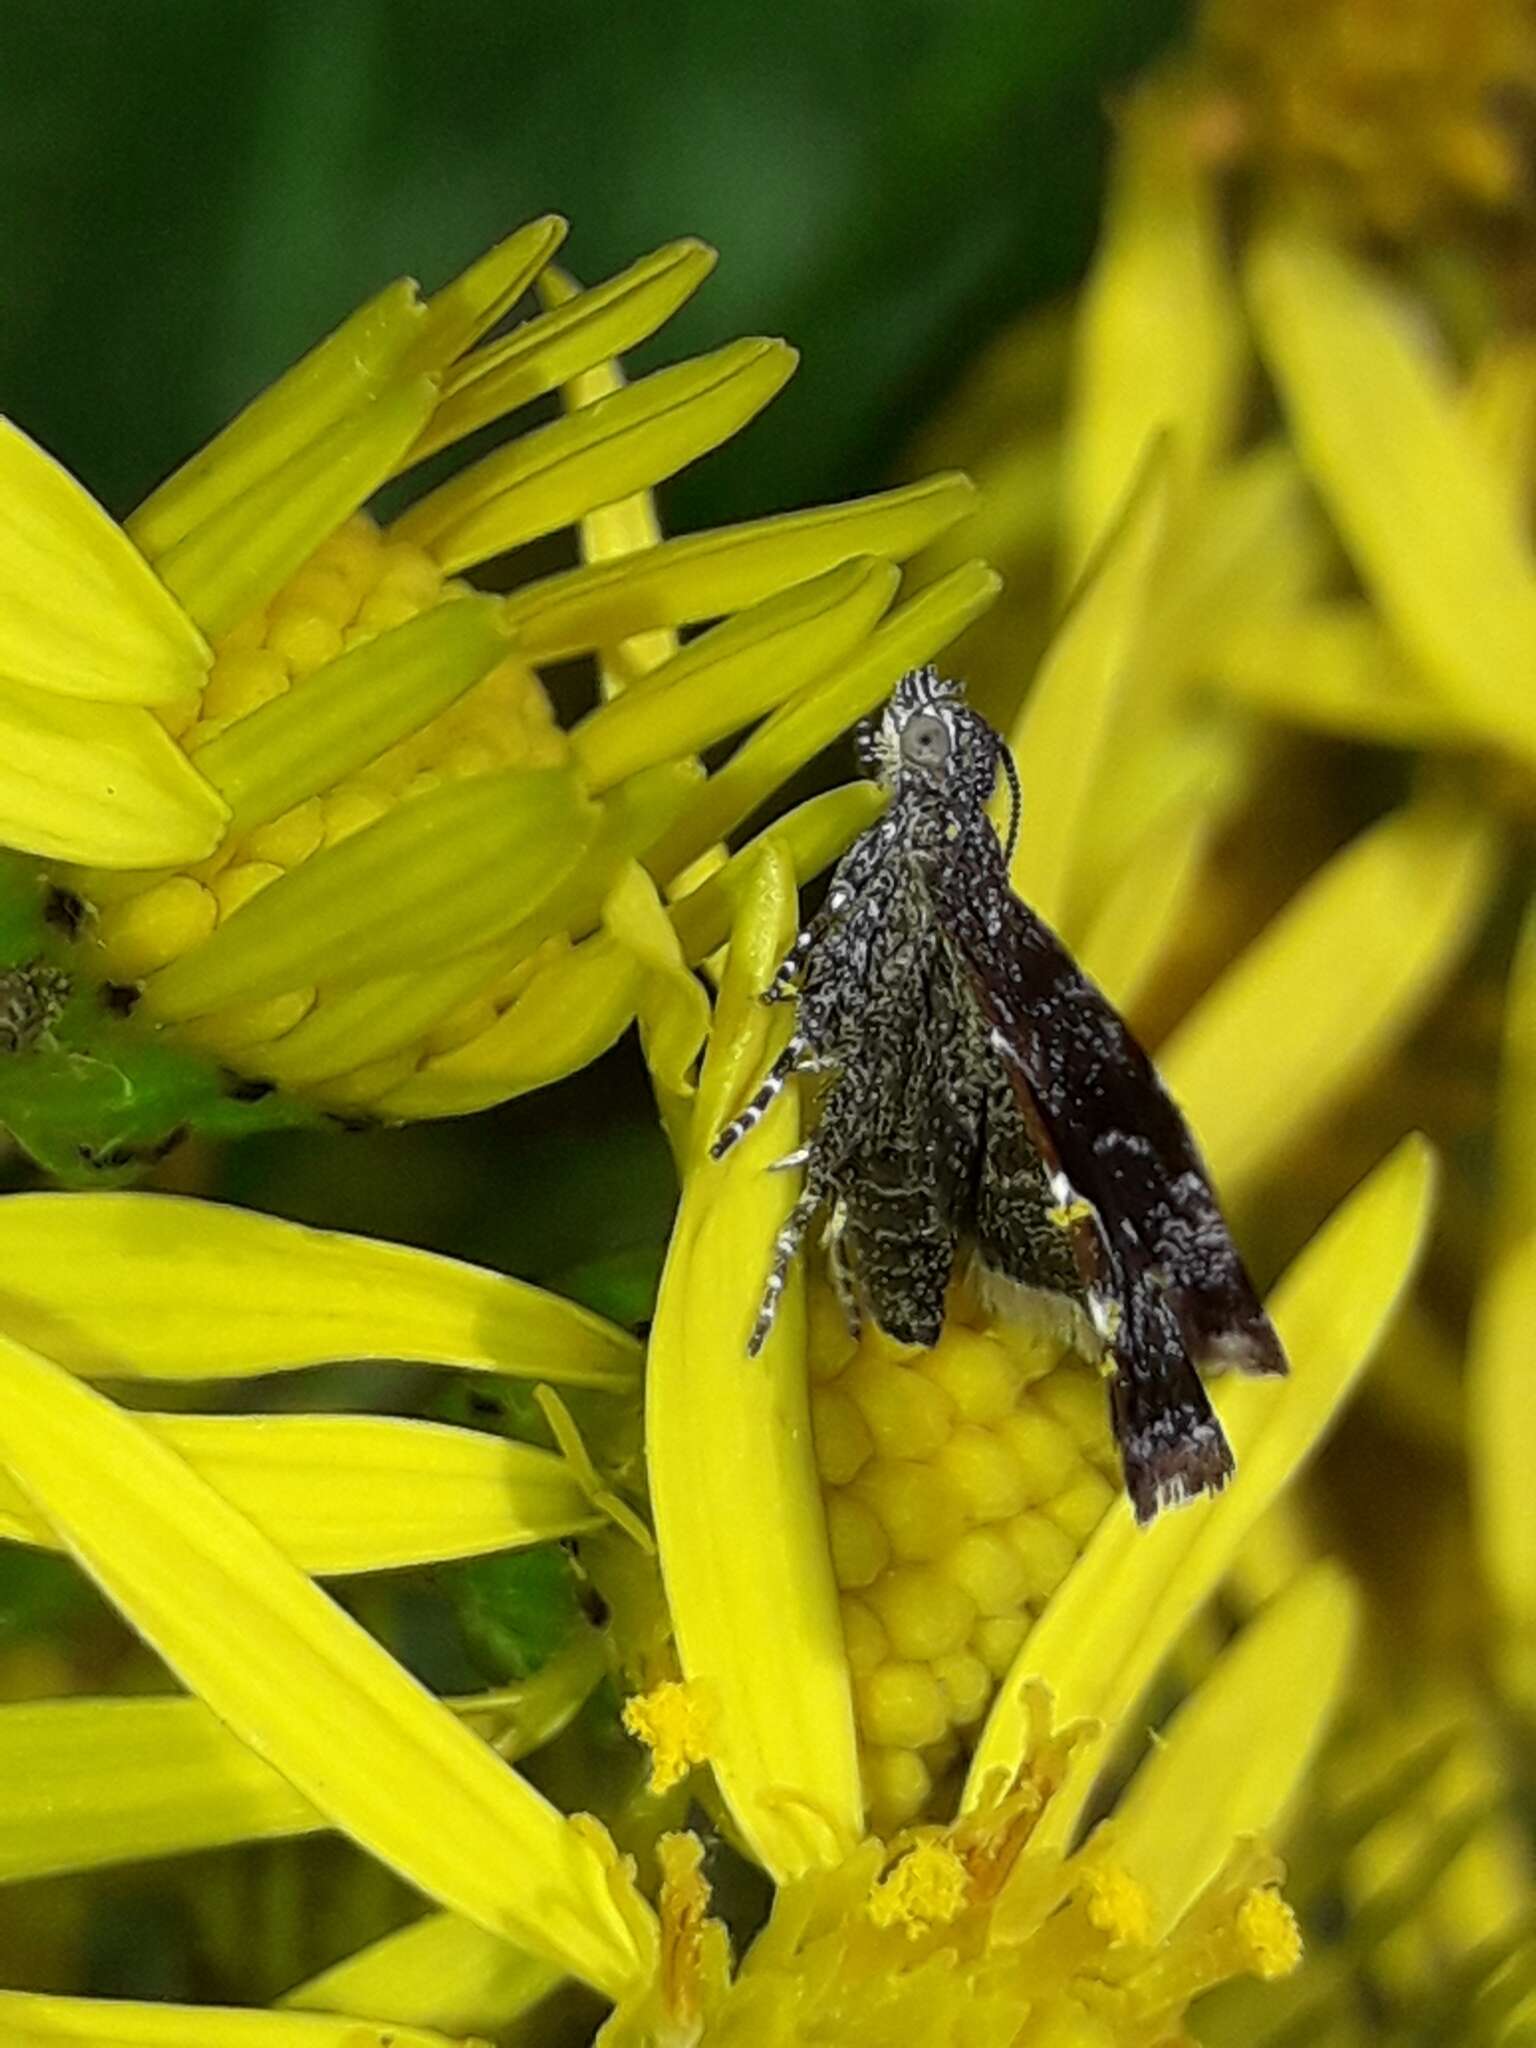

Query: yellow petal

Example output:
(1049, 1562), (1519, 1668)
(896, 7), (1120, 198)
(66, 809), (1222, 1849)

(142, 764), (598, 1020)
(667, 783), (885, 967)
(642, 560), (1001, 883)
(237, 946), (502, 1089)
(1470, 894), (1536, 1652)
(1112, 1561), (1358, 1935)
(648, 844), (863, 1880)
(605, 860), (711, 1101)
(0, 675), (228, 866)
(1161, 800), (1495, 1201)
(1248, 222), (1536, 760)
(414, 237), (717, 464)
(0, 419), (211, 703)
(0, 1411), (599, 1572)
(571, 557), (899, 792)
(0, 1191), (638, 1388)
(1009, 441), (1169, 933)
(0, 1655), (599, 1884)
(283, 1912), (560, 2036)
(1459, 337), (1536, 525)
(1076, 794), (1214, 1014)
(0, 1990), (470, 2048)
(407, 215), (570, 373)
(129, 287), (429, 559)
(155, 379), (439, 640)
(502, 473), (977, 662)
(397, 339), (796, 573)
(381, 931), (645, 1118)
(1214, 601), (1467, 746)
(0, 1340), (654, 1996)
(1065, 87), (1246, 571)
(194, 596), (512, 832)
(964, 1134), (1435, 1843)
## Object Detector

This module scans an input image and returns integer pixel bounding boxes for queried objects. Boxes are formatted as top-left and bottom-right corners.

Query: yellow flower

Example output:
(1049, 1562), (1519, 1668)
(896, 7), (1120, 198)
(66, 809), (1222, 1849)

(0, 214), (995, 1172)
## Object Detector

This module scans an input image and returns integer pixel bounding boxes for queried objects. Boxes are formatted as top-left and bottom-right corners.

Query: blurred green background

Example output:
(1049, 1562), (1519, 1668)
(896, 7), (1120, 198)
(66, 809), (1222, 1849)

(0, 0), (1188, 2008)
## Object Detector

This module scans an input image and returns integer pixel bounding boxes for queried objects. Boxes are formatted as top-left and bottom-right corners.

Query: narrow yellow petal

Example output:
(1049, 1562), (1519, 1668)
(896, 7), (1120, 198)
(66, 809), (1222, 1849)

(1065, 88), (1246, 570)
(381, 931), (644, 1118)
(0, 1342), (655, 1996)
(0, 676), (228, 866)
(667, 783), (885, 966)
(407, 214), (569, 372)
(1460, 337), (1536, 525)
(964, 1134), (1435, 1843)
(0, 1990), (469, 2048)
(1470, 895), (1536, 1650)
(0, 420), (210, 702)
(502, 474), (977, 661)
(0, 1412), (599, 1572)
(244, 947), (503, 1089)
(643, 561), (1001, 882)
(413, 238), (716, 463)
(605, 860), (711, 1100)
(571, 557), (899, 792)
(194, 597), (512, 832)
(129, 282), (430, 559)
(155, 379), (438, 639)
(1162, 800), (1495, 1201)
(283, 1912), (560, 2036)
(397, 340), (795, 573)
(1009, 442), (1169, 933)
(142, 764), (598, 1020)
(0, 1191), (638, 1388)
(649, 845), (863, 1880)
(1248, 222), (1536, 759)
(1076, 795), (1213, 1013)
(0, 1658), (599, 1884)
(1113, 1561), (1358, 1936)
(1214, 601), (1467, 746)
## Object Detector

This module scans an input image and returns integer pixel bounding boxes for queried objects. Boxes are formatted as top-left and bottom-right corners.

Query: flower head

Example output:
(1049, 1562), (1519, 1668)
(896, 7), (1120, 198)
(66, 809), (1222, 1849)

(0, 215), (995, 1176)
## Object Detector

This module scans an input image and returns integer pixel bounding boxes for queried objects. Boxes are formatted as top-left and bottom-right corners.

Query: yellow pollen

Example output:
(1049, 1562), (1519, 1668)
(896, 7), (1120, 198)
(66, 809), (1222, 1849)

(1047, 1198), (1093, 1228)
(623, 1678), (715, 1794)
(1083, 1863), (1152, 1946)
(867, 1837), (971, 1935)
(1236, 1887), (1303, 1979)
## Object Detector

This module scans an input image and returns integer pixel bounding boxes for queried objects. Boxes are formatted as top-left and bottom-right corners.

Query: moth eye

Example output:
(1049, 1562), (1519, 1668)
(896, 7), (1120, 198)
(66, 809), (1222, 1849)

(901, 712), (951, 768)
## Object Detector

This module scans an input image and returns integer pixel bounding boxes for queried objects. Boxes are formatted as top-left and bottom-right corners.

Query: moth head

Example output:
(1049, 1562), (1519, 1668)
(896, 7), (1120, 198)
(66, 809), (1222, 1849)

(865, 666), (1007, 816)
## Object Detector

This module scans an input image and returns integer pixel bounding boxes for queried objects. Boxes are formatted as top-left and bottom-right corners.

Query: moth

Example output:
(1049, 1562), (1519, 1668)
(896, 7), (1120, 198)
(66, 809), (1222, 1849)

(710, 666), (1286, 1523)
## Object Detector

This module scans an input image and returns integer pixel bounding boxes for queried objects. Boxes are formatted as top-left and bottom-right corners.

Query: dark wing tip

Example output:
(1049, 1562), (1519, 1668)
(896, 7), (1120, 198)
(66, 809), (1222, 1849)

(1123, 1423), (1236, 1526)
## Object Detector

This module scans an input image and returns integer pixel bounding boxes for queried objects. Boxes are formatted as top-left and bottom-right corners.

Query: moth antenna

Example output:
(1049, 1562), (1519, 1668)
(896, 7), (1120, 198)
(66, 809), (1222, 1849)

(999, 741), (1023, 872)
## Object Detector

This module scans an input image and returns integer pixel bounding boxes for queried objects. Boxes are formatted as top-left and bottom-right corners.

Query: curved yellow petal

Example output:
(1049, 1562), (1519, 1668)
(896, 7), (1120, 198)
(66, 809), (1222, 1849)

(1215, 602), (1466, 747)
(1065, 88), (1246, 571)
(1077, 795), (1213, 1013)
(0, 1340), (655, 1996)
(1112, 1561), (1358, 1936)
(605, 860), (711, 1103)
(0, 419), (211, 703)
(155, 378), (439, 640)
(0, 1991), (469, 2048)
(0, 1412), (599, 1572)
(570, 556), (899, 792)
(1162, 801), (1495, 1200)
(141, 763), (597, 1020)
(0, 1656), (598, 1884)
(413, 239), (715, 463)
(283, 1912), (560, 2036)
(0, 1191), (638, 1388)
(648, 844), (862, 1880)
(399, 339), (795, 573)
(965, 1134), (1435, 1843)
(0, 676), (229, 866)
(502, 473), (977, 662)
(1248, 222), (1536, 760)
(1009, 441), (1169, 933)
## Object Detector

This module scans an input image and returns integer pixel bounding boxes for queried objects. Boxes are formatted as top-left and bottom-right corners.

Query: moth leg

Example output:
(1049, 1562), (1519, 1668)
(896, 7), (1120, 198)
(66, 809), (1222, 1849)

(761, 879), (856, 1005)
(746, 1175), (825, 1357)
(710, 1035), (823, 1161)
